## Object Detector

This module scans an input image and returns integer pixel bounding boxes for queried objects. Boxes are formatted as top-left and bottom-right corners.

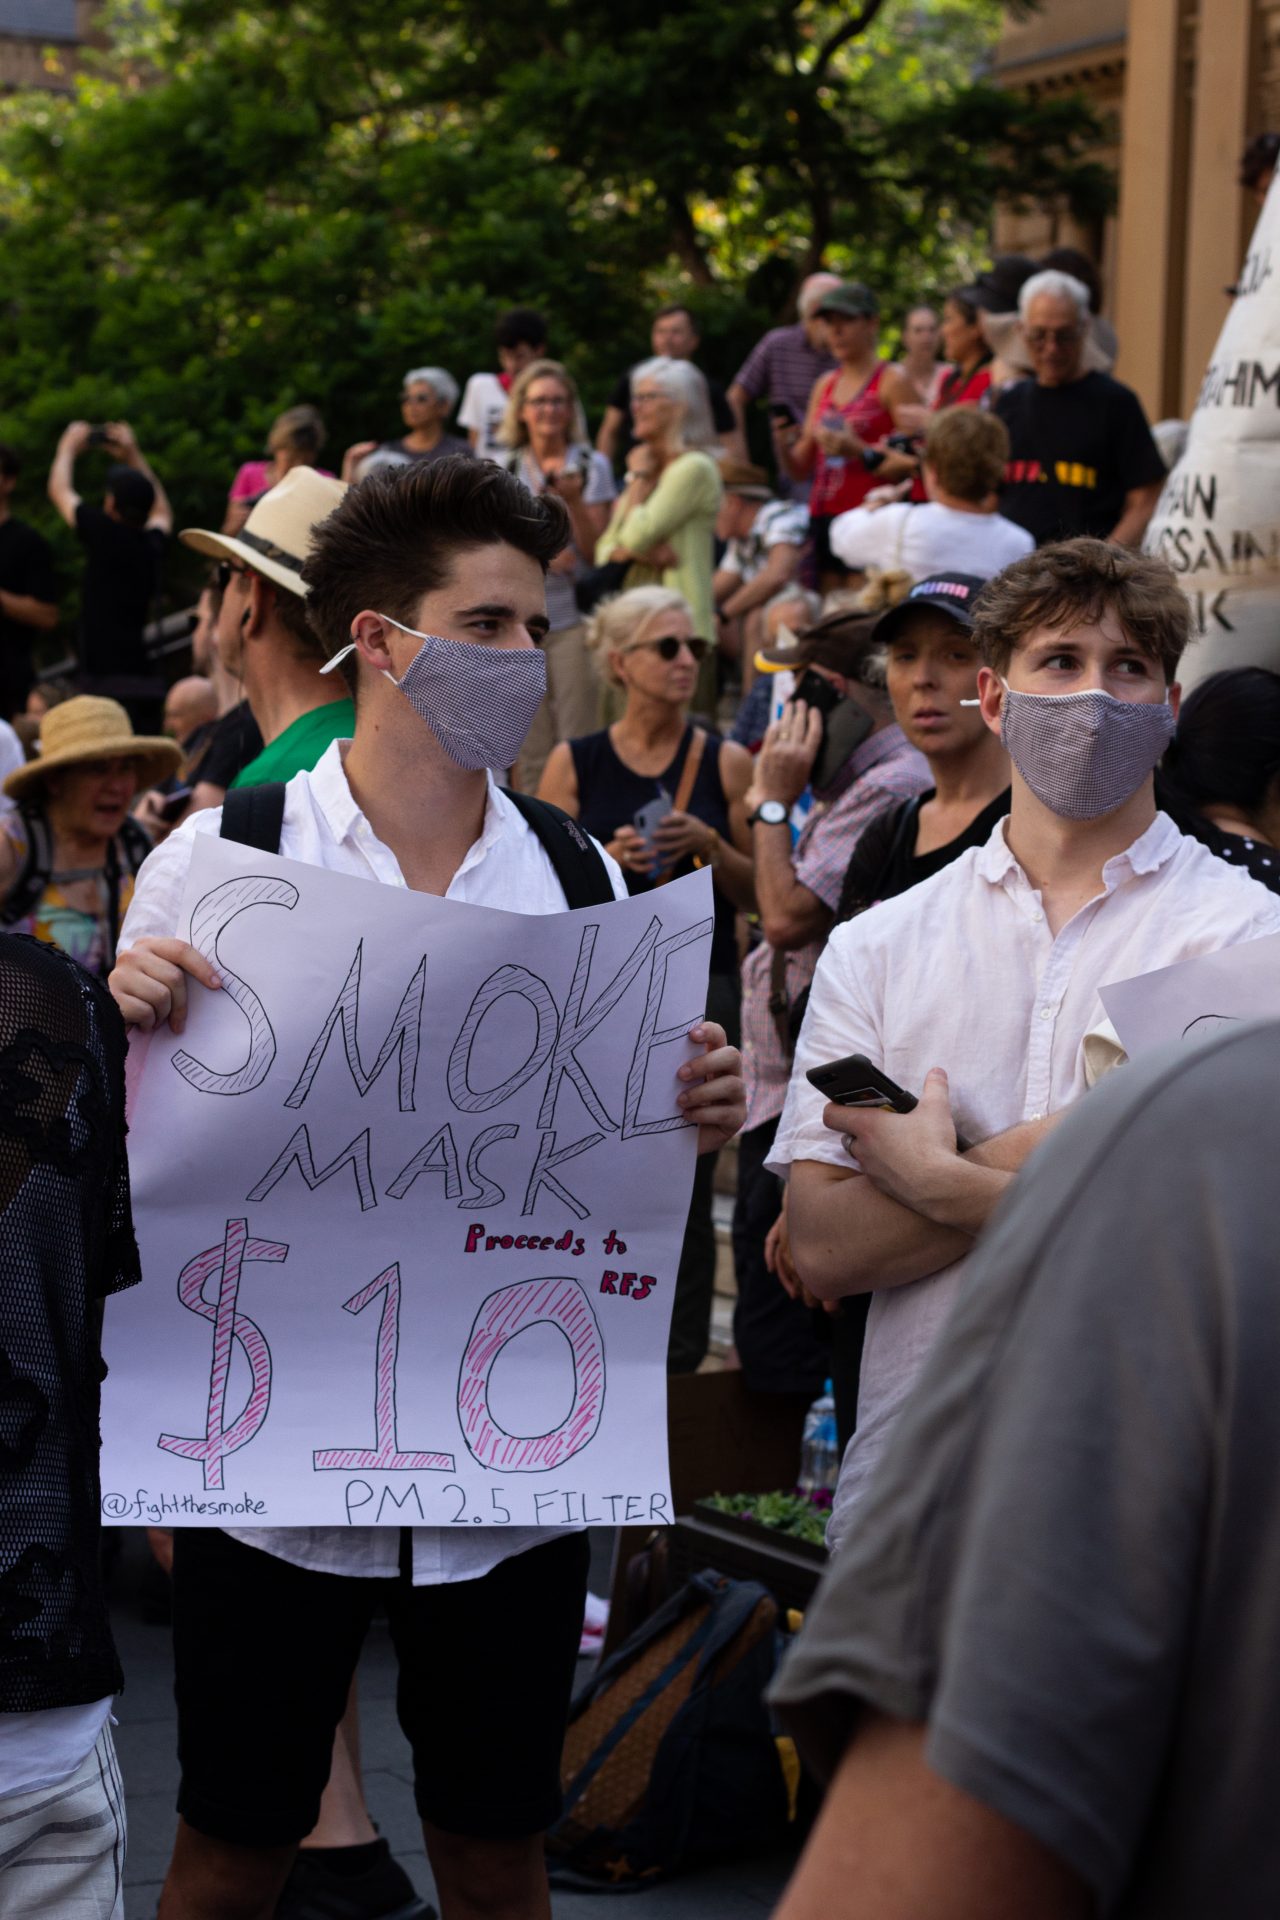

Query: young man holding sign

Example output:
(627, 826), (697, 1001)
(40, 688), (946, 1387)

(110, 458), (745, 1920)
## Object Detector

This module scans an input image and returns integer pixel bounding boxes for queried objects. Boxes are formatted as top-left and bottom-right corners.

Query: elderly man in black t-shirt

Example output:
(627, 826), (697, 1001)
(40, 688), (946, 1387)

(995, 269), (1166, 548)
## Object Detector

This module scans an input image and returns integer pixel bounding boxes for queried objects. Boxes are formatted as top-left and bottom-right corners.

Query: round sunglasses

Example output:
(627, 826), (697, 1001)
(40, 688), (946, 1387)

(625, 634), (710, 663)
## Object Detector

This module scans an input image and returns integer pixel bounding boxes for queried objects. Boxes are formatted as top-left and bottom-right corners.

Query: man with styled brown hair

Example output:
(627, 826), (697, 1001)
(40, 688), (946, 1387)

(770, 536), (1280, 1554)
(109, 456), (745, 1920)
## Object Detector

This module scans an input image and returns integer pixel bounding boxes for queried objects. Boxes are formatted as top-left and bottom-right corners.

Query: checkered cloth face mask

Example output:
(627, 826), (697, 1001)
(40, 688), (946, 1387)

(999, 682), (1176, 821)
(325, 617), (547, 771)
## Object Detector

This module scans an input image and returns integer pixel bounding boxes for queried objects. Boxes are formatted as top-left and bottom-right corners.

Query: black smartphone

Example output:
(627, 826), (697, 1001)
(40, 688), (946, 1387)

(158, 785), (193, 824)
(769, 402), (797, 427)
(87, 425), (112, 447)
(793, 667), (842, 716)
(805, 1052), (918, 1115)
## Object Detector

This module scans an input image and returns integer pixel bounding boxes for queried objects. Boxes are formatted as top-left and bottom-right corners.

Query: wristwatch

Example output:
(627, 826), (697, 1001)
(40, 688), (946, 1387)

(748, 799), (789, 827)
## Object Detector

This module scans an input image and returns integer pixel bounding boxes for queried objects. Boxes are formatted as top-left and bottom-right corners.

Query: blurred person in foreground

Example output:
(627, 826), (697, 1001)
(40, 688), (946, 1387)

(771, 541), (1280, 1548)
(594, 357), (724, 713)
(499, 360), (616, 790)
(0, 441), (57, 721)
(539, 584), (755, 1371)
(0, 934), (140, 1919)
(0, 695), (178, 975)
(772, 1019), (1280, 1920)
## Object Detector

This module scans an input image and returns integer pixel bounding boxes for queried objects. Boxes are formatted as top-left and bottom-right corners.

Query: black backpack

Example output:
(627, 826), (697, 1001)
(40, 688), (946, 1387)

(219, 780), (615, 909)
(546, 1570), (794, 1886)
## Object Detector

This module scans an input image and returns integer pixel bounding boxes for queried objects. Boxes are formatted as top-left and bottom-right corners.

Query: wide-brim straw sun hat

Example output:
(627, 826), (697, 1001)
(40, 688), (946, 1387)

(4, 695), (183, 802)
(180, 465), (347, 596)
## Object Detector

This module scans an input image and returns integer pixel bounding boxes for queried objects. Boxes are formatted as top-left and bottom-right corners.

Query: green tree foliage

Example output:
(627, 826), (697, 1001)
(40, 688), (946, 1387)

(0, 0), (1109, 620)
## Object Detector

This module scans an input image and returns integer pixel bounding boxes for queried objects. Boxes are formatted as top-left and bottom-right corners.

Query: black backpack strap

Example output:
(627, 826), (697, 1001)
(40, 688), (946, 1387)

(219, 782), (287, 853)
(503, 790), (615, 909)
(0, 807), (53, 928)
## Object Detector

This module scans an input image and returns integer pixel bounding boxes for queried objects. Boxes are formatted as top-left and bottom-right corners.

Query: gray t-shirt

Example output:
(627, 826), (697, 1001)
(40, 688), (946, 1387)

(772, 1021), (1280, 1916)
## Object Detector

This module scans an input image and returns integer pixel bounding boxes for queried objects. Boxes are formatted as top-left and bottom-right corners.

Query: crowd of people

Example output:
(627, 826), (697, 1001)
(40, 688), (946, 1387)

(6, 217), (1280, 1920)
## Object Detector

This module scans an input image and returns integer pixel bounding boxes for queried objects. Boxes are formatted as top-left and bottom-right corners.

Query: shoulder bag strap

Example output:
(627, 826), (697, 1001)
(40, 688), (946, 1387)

(653, 727), (707, 889)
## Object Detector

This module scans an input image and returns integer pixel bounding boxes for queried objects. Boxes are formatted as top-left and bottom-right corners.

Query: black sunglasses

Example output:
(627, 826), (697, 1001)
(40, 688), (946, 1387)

(635, 634), (710, 663)
(215, 559), (249, 592)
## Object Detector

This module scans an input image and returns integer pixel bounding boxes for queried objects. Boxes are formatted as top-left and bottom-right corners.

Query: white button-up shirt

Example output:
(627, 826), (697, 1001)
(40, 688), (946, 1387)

(768, 812), (1280, 1549)
(120, 740), (626, 1584)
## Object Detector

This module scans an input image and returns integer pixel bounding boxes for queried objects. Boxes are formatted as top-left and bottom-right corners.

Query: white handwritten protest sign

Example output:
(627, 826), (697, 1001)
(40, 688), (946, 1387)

(1144, 174), (1280, 689)
(1100, 930), (1280, 1058)
(101, 836), (714, 1530)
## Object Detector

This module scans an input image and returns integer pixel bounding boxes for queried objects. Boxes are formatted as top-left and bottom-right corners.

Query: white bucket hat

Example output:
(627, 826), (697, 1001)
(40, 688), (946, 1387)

(180, 466), (348, 597)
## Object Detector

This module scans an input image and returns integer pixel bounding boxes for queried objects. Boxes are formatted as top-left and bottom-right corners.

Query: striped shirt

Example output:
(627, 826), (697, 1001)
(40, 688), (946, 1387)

(732, 323), (836, 422)
(741, 725), (929, 1131)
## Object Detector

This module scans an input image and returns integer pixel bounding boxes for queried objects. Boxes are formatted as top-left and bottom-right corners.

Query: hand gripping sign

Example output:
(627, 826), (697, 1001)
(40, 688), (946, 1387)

(101, 837), (713, 1530)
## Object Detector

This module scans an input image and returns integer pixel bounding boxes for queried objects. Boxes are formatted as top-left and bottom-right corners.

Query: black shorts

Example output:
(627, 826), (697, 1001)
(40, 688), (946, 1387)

(171, 1527), (591, 1847)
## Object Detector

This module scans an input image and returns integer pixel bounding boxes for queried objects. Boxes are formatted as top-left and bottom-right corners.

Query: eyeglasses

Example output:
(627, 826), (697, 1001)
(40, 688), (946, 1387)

(625, 635), (710, 663)
(1025, 326), (1082, 348)
(401, 390), (435, 404)
(631, 390), (666, 406)
(215, 559), (249, 591)
(526, 395), (569, 410)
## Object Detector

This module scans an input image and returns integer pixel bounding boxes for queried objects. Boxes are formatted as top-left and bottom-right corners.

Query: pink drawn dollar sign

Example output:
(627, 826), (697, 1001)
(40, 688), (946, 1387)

(158, 1218), (288, 1490)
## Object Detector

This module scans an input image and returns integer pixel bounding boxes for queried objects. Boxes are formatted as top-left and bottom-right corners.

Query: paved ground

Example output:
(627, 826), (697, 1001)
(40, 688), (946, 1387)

(109, 1529), (797, 1917)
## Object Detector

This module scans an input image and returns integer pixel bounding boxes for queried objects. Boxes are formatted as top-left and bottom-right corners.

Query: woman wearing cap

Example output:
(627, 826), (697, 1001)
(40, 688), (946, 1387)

(497, 358), (616, 790)
(537, 585), (754, 1372)
(222, 405), (333, 534)
(593, 358), (723, 713)
(340, 367), (472, 481)
(0, 695), (180, 976)
(782, 284), (918, 591)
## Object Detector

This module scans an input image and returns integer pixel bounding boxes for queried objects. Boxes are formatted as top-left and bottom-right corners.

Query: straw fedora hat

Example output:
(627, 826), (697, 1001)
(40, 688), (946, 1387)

(180, 465), (347, 597)
(3, 695), (183, 802)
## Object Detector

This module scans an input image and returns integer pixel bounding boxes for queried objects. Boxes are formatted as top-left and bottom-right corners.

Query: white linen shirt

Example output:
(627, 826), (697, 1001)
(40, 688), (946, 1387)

(120, 739), (626, 1585)
(767, 812), (1280, 1550)
(828, 500), (1033, 582)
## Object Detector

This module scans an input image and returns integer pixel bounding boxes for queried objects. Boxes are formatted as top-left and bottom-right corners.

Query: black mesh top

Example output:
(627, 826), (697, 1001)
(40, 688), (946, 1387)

(0, 932), (141, 1711)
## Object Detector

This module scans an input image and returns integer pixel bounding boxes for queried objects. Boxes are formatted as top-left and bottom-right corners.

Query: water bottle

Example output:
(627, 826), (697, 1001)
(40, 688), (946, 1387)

(798, 1379), (839, 1494)
(820, 412), (847, 479)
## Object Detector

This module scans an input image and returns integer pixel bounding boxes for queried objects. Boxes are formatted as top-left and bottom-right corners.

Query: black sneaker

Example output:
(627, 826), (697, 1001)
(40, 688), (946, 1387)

(275, 1839), (435, 1920)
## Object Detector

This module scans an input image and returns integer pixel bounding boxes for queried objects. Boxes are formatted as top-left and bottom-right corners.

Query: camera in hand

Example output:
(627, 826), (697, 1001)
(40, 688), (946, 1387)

(87, 425), (112, 447)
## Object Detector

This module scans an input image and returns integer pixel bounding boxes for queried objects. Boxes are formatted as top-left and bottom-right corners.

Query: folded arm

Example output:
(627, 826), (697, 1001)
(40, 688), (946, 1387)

(788, 1078), (1063, 1300)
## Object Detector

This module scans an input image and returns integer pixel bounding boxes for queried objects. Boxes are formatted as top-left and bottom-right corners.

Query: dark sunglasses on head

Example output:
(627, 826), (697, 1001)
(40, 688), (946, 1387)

(638, 634), (710, 663)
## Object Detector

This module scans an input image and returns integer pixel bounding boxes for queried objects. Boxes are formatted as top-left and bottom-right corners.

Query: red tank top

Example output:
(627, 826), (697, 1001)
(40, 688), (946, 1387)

(809, 363), (895, 517)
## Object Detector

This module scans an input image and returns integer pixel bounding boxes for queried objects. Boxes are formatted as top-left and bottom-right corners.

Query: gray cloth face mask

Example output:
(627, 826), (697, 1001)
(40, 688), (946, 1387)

(998, 682), (1176, 820)
(323, 616), (547, 771)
